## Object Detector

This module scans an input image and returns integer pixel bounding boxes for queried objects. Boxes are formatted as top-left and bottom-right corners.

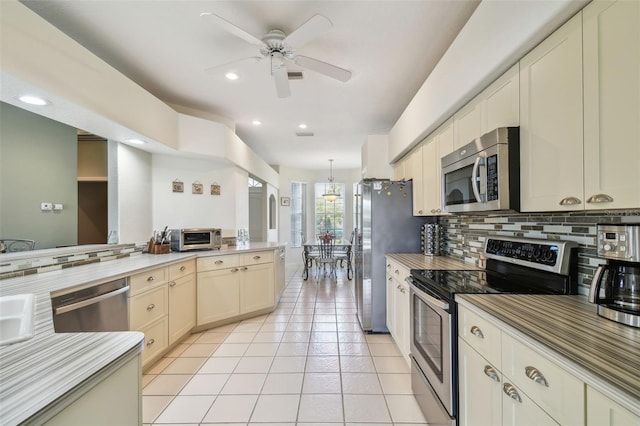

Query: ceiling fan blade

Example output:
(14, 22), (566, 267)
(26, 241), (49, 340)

(204, 56), (262, 75)
(271, 52), (291, 98)
(294, 55), (352, 82)
(283, 14), (332, 49)
(201, 12), (266, 49)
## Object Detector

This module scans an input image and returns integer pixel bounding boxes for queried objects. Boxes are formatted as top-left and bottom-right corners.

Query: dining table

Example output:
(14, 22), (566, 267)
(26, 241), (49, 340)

(302, 241), (352, 280)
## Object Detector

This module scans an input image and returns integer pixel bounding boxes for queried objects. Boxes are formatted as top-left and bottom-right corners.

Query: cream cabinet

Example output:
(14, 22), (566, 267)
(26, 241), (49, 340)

(458, 303), (584, 426)
(421, 120), (454, 216)
(168, 260), (196, 345)
(411, 145), (425, 215)
(197, 251), (275, 327)
(453, 64), (520, 149)
(587, 386), (640, 426)
(519, 13), (584, 212)
(385, 257), (410, 364)
(393, 152), (413, 181)
(583, 0), (640, 210)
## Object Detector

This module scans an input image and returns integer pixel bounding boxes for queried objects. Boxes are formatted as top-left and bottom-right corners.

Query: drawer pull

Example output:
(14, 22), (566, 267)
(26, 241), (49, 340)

(559, 196), (581, 206)
(525, 366), (549, 387)
(399, 286), (406, 294)
(147, 338), (155, 346)
(231, 268), (239, 272)
(253, 255), (261, 260)
(388, 277), (393, 282)
(241, 266), (248, 271)
(146, 303), (155, 311)
(394, 269), (400, 275)
(180, 265), (187, 272)
(169, 281), (176, 287)
(586, 193), (614, 204)
(215, 260), (224, 265)
(470, 326), (484, 339)
(484, 365), (500, 382)
(503, 383), (522, 403)
(147, 276), (155, 282)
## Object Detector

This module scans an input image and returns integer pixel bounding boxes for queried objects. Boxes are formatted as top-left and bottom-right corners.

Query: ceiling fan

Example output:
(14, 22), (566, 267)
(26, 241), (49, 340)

(201, 12), (352, 98)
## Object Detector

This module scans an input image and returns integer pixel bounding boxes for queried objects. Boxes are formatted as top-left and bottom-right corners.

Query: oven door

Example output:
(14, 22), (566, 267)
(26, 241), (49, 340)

(409, 279), (454, 419)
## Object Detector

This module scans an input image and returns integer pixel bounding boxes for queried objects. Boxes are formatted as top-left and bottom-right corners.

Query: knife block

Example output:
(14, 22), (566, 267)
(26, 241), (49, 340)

(148, 239), (170, 254)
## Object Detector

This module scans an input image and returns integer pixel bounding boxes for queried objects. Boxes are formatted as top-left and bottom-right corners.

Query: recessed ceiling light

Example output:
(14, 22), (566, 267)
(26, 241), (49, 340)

(225, 72), (239, 81)
(252, 120), (262, 126)
(298, 123), (308, 129)
(125, 138), (146, 145)
(18, 95), (49, 106)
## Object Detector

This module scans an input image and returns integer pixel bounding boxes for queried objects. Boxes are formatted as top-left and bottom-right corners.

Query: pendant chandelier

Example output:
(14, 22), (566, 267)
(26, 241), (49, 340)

(322, 159), (340, 202)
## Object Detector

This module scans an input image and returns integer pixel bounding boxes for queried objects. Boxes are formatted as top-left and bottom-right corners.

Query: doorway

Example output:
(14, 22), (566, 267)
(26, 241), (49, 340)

(77, 133), (108, 244)
(248, 175), (266, 242)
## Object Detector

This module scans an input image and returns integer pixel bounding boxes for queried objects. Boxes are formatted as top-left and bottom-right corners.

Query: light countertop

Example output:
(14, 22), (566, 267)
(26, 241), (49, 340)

(386, 253), (482, 271)
(0, 243), (282, 425)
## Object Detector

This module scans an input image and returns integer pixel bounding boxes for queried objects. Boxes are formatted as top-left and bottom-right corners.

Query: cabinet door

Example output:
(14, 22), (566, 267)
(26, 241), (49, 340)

(386, 273), (396, 335)
(502, 379), (559, 426)
(586, 385), (640, 426)
(394, 279), (410, 363)
(412, 145), (426, 215)
(454, 100), (482, 149)
(482, 63), (520, 134)
(197, 268), (240, 325)
(458, 340), (502, 426)
(519, 13), (584, 212)
(240, 263), (274, 314)
(583, 0), (640, 209)
(168, 274), (196, 345)
(129, 284), (168, 330)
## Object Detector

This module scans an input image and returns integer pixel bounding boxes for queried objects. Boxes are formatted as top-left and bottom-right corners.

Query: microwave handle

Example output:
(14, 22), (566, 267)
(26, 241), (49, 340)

(471, 157), (484, 203)
(588, 265), (605, 303)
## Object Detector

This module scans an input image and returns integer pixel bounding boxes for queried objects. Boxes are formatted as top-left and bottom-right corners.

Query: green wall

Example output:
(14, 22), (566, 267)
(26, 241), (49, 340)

(0, 102), (78, 249)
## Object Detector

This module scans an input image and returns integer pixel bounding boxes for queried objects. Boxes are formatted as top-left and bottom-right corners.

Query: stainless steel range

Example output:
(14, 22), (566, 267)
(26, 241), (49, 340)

(407, 236), (578, 425)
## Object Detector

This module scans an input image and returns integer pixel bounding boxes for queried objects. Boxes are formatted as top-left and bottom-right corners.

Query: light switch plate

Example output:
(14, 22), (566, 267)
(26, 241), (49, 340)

(53, 204), (63, 211)
(41, 202), (52, 211)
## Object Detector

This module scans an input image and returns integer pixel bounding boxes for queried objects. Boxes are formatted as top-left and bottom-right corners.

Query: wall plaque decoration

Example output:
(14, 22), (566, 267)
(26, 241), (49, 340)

(211, 183), (221, 195)
(280, 197), (290, 206)
(192, 181), (203, 194)
(172, 179), (184, 193)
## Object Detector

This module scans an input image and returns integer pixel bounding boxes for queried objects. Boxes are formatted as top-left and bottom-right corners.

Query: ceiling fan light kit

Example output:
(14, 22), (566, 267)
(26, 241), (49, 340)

(203, 12), (352, 98)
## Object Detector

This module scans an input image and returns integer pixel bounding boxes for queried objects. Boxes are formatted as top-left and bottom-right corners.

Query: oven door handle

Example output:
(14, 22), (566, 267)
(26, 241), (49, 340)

(471, 156), (484, 203)
(406, 277), (449, 311)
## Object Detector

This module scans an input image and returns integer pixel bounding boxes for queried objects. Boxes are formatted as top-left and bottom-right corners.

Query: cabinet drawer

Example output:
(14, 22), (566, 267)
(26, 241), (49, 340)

(241, 251), (274, 265)
(169, 259), (196, 280)
(130, 285), (168, 330)
(140, 316), (168, 366)
(198, 255), (239, 272)
(502, 333), (584, 425)
(458, 305), (502, 368)
(129, 267), (167, 296)
(387, 260), (410, 283)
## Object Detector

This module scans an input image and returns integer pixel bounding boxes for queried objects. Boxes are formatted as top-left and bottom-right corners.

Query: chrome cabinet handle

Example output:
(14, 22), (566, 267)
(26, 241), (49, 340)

(241, 266), (248, 271)
(146, 303), (155, 311)
(215, 260), (224, 265)
(525, 366), (549, 387)
(180, 265), (187, 272)
(418, 209), (424, 214)
(169, 281), (176, 287)
(388, 277), (393, 282)
(430, 209), (437, 213)
(559, 196), (582, 205)
(399, 286), (406, 294)
(147, 276), (155, 282)
(231, 268), (239, 272)
(147, 338), (155, 346)
(394, 269), (399, 275)
(586, 193), (614, 204)
(253, 255), (261, 260)
(503, 383), (522, 403)
(470, 325), (484, 339)
(484, 365), (500, 382)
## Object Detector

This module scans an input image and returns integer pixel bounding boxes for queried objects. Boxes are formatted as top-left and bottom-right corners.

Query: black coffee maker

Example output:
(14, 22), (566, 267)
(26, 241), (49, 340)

(589, 224), (640, 328)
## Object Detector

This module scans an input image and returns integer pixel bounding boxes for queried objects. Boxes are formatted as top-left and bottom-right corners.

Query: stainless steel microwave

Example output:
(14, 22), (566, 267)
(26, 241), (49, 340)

(441, 127), (520, 213)
(170, 228), (221, 251)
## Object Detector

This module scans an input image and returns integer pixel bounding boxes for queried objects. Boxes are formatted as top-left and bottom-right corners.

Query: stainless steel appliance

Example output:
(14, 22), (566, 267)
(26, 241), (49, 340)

(170, 228), (221, 251)
(51, 278), (129, 332)
(354, 180), (425, 332)
(589, 224), (640, 328)
(441, 127), (520, 213)
(408, 236), (577, 425)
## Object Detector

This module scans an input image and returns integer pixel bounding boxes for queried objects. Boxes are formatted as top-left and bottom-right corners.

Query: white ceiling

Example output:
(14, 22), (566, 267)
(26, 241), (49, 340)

(20, 0), (480, 171)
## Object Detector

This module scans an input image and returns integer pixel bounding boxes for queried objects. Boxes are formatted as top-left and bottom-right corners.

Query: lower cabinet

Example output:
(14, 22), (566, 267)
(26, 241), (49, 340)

(240, 263), (274, 313)
(197, 268), (240, 324)
(168, 274), (196, 345)
(385, 257), (410, 364)
(586, 386), (640, 426)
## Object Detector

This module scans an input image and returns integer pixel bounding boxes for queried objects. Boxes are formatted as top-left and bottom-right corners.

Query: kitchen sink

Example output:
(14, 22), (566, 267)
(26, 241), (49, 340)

(0, 294), (35, 346)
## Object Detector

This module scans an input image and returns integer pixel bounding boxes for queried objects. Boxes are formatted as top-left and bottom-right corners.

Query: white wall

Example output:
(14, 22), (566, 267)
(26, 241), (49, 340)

(151, 154), (246, 238)
(117, 144), (153, 244)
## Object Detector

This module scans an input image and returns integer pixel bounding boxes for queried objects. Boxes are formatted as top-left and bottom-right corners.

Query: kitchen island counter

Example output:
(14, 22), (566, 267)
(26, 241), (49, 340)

(457, 294), (640, 416)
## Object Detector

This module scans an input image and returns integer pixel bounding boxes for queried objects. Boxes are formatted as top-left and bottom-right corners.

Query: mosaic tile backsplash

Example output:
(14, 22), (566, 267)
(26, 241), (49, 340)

(440, 210), (640, 293)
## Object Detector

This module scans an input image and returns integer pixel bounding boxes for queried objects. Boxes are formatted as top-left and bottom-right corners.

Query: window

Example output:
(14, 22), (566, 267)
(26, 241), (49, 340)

(315, 182), (345, 241)
(290, 182), (306, 247)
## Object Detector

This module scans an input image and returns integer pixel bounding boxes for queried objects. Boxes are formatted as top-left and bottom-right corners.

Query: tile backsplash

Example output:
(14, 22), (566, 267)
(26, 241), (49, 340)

(440, 210), (640, 293)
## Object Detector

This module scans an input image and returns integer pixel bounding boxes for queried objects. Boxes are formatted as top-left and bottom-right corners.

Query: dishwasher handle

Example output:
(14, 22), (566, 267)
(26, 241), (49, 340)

(54, 285), (130, 315)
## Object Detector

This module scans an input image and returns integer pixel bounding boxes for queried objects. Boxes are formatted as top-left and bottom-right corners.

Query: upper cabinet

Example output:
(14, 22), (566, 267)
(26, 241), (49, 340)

(583, 0), (640, 210)
(421, 120), (454, 216)
(519, 13), (584, 212)
(453, 64), (520, 149)
(362, 135), (393, 180)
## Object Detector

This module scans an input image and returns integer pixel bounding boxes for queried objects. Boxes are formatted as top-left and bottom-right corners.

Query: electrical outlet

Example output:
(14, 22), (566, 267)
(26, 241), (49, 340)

(53, 203), (63, 211)
(41, 202), (52, 211)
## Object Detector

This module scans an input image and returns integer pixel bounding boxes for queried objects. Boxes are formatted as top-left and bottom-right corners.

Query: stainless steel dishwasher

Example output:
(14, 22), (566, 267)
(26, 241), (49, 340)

(52, 278), (129, 332)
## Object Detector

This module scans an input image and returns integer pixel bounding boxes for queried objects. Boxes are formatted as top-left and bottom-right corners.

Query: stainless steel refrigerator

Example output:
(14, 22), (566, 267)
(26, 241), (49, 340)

(354, 179), (424, 333)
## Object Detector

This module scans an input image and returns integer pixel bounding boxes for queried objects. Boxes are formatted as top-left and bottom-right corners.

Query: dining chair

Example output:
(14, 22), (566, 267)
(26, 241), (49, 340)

(315, 238), (337, 279)
(335, 230), (355, 268)
(0, 239), (36, 253)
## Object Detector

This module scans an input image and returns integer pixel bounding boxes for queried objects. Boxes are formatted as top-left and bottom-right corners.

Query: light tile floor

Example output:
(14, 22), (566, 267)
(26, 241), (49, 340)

(143, 262), (428, 425)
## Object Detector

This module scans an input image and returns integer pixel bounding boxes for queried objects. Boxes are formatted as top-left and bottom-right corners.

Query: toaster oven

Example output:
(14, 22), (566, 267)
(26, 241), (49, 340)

(170, 228), (221, 251)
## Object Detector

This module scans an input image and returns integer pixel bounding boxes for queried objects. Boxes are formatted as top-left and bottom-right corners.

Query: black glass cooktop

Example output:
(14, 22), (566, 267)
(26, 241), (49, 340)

(410, 259), (575, 302)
